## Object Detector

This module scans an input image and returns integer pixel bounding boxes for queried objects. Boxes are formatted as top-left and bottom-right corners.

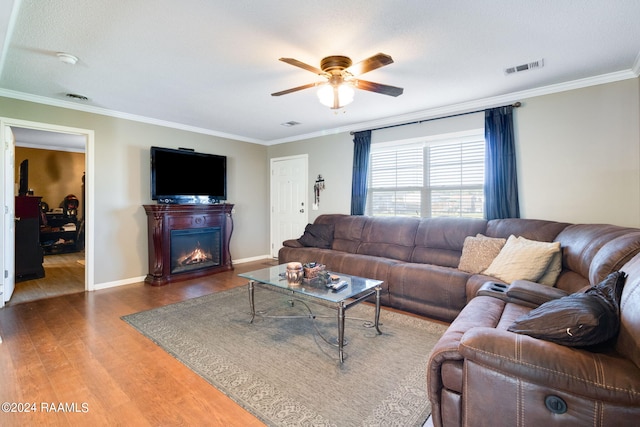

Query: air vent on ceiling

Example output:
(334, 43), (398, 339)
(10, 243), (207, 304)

(66, 93), (89, 101)
(504, 59), (544, 75)
(280, 121), (301, 127)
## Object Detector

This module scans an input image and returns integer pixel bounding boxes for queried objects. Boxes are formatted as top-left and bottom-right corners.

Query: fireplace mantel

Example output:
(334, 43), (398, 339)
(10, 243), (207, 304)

(143, 203), (234, 286)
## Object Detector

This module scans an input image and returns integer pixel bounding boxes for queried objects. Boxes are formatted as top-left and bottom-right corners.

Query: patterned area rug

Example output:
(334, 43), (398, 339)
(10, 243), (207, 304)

(122, 286), (447, 426)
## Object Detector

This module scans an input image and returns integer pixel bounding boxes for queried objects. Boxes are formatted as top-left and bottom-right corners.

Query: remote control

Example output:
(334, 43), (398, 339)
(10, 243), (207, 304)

(331, 281), (348, 292)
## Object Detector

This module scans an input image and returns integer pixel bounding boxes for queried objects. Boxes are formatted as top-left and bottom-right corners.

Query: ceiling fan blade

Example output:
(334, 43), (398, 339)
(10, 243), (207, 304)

(271, 82), (318, 96)
(347, 53), (394, 76)
(279, 58), (326, 76)
(354, 80), (404, 97)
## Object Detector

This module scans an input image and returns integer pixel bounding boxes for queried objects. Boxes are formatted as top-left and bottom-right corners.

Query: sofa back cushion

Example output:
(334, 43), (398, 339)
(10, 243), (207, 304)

(313, 214), (350, 226)
(411, 218), (488, 267)
(330, 215), (368, 253)
(554, 224), (640, 293)
(357, 216), (420, 261)
(485, 218), (570, 242)
(618, 252), (640, 370)
(589, 232), (640, 285)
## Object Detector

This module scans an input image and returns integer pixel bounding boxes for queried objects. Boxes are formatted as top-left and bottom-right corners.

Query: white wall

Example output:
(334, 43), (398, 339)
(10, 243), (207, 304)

(0, 97), (270, 287)
(516, 78), (640, 226)
(1, 76), (638, 288)
(269, 77), (640, 228)
(268, 133), (354, 223)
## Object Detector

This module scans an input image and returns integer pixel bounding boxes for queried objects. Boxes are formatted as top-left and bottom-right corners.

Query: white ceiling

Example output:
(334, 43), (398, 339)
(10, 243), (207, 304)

(1, 0), (639, 146)
(11, 126), (86, 152)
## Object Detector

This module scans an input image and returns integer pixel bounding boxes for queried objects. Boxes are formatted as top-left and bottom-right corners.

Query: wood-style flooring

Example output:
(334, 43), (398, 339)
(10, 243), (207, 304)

(0, 259), (281, 426)
(10, 251), (86, 305)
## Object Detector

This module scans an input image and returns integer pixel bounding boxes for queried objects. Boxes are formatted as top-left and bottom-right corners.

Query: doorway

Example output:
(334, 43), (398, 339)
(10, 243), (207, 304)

(270, 155), (308, 258)
(1, 118), (94, 307)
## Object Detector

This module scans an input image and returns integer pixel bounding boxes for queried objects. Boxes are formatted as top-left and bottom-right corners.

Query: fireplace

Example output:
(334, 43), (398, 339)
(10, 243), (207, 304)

(170, 227), (221, 274)
(144, 204), (234, 286)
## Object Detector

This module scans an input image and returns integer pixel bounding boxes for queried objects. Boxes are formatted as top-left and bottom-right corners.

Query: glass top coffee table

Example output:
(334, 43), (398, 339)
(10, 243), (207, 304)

(239, 264), (383, 363)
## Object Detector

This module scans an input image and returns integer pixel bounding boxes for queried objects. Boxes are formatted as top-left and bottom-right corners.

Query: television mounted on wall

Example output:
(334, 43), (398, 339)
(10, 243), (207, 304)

(150, 146), (227, 204)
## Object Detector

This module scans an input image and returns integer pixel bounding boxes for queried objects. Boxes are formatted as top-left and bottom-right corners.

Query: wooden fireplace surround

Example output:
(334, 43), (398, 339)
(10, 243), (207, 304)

(143, 204), (234, 286)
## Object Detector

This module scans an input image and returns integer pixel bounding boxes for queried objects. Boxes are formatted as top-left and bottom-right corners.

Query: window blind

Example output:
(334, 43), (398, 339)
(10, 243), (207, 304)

(367, 136), (484, 218)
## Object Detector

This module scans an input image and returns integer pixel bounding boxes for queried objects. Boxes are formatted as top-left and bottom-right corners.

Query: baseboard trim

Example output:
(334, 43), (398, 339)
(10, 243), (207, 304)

(91, 255), (274, 290)
(93, 276), (147, 291)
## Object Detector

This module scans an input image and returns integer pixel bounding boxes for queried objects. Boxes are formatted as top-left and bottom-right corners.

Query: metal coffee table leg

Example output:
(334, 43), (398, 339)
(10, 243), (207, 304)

(338, 303), (346, 363)
(248, 281), (256, 323)
(374, 286), (382, 334)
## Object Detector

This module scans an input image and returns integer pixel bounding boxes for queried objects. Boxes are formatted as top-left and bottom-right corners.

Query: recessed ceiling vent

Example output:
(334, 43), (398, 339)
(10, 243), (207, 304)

(66, 93), (89, 101)
(504, 59), (544, 75)
(280, 121), (301, 127)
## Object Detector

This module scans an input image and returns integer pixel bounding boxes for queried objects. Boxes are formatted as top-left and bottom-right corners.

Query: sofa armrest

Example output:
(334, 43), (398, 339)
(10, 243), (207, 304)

(427, 296), (506, 427)
(505, 279), (569, 306)
(459, 327), (640, 405)
(282, 239), (303, 248)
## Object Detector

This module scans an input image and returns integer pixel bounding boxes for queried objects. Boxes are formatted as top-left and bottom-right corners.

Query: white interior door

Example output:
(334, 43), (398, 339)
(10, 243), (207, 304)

(1, 125), (16, 305)
(270, 155), (308, 258)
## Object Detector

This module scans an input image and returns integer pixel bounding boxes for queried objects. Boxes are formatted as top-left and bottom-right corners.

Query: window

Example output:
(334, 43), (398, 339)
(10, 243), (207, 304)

(366, 131), (485, 218)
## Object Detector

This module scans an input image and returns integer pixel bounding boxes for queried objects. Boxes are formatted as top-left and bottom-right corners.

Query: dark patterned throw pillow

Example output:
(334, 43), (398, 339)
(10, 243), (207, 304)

(507, 271), (627, 347)
(297, 224), (334, 249)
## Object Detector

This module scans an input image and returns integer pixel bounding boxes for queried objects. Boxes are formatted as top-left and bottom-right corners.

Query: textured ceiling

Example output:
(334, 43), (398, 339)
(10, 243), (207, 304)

(1, 0), (639, 145)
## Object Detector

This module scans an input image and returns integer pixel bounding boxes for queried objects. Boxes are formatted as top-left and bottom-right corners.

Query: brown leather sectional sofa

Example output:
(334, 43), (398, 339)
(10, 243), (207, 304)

(279, 214), (640, 426)
(279, 214), (639, 321)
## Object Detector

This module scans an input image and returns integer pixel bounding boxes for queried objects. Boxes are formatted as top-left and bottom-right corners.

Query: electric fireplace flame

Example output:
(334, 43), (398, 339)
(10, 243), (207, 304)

(177, 242), (213, 266)
(170, 227), (221, 274)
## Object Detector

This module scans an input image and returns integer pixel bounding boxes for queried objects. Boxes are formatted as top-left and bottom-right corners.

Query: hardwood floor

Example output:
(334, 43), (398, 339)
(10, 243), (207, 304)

(10, 251), (86, 306)
(0, 259), (280, 426)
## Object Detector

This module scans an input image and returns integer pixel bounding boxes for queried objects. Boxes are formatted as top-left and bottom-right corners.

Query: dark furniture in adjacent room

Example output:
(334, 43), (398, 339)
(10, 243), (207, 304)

(39, 194), (81, 254)
(15, 195), (44, 281)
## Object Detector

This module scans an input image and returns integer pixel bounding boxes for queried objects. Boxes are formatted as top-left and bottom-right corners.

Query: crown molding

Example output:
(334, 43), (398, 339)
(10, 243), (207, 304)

(0, 68), (637, 146)
(269, 69), (638, 144)
(632, 51), (640, 76)
(0, 88), (265, 145)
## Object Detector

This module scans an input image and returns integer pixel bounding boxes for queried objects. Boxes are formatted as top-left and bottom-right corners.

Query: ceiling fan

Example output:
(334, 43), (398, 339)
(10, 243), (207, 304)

(271, 53), (404, 109)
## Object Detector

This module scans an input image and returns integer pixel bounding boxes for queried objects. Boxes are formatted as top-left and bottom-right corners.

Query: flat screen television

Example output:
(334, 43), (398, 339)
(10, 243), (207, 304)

(150, 146), (227, 204)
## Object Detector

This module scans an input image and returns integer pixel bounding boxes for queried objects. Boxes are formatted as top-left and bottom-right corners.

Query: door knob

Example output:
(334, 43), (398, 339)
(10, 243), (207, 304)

(299, 209), (304, 213)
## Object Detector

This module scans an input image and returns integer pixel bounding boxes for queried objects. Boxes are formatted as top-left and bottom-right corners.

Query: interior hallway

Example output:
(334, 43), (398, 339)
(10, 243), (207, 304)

(9, 251), (85, 305)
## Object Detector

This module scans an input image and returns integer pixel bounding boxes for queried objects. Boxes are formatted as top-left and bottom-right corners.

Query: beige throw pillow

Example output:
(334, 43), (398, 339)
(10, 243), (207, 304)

(538, 250), (562, 286)
(483, 235), (561, 284)
(458, 234), (506, 274)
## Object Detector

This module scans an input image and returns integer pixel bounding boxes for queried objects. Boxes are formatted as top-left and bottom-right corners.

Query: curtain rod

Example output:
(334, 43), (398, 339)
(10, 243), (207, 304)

(350, 101), (521, 135)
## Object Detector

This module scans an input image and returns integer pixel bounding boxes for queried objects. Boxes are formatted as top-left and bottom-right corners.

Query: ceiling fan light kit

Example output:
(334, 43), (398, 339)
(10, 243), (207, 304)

(317, 81), (355, 109)
(272, 53), (403, 109)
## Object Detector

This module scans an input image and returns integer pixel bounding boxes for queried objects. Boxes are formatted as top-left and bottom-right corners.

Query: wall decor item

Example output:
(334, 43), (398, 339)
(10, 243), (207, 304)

(314, 174), (325, 207)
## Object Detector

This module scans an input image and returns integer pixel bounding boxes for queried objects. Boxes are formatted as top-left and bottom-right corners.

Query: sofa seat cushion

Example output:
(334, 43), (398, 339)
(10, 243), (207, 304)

(319, 251), (399, 280)
(465, 273), (506, 303)
(278, 246), (337, 268)
(388, 263), (471, 321)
